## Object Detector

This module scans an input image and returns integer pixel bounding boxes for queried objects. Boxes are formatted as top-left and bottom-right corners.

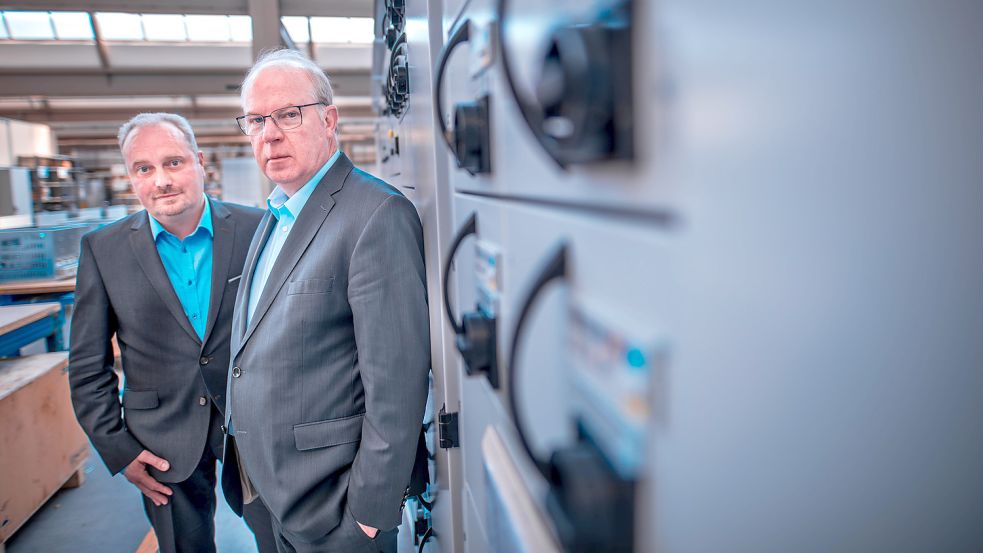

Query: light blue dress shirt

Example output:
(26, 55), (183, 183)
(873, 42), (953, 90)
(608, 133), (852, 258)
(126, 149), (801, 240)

(148, 198), (213, 340)
(246, 151), (340, 326)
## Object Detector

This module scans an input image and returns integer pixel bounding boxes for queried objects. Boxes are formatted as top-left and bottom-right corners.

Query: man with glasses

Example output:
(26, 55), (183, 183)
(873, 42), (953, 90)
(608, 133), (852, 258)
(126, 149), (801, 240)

(69, 113), (276, 553)
(223, 49), (430, 552)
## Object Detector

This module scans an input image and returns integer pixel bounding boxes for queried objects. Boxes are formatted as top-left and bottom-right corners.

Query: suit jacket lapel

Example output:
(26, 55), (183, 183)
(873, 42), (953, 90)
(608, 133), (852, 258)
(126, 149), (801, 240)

(238, 154), (354, 348)
(129, 211), (201, 345)
(201, 199), (234, 347)
(231, 210), (275, 359)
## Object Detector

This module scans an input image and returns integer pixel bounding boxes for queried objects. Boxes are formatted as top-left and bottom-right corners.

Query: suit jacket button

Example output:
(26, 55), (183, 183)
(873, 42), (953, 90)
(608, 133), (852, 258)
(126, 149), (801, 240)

(221, 425), (228, 434)
(232, 366), (241, 378)
(200, 356), (210, 365)
(199, 396), (208, 406)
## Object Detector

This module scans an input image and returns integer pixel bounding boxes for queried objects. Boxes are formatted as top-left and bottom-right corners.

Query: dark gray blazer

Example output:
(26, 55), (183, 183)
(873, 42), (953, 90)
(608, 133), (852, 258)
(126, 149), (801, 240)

(69, 199), (263, 482)
(223, 153), (430, 541)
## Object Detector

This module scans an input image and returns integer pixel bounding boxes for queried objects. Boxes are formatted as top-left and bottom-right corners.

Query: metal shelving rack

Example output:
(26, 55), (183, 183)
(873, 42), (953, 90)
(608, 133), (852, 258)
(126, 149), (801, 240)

(16, 155), (83, 214)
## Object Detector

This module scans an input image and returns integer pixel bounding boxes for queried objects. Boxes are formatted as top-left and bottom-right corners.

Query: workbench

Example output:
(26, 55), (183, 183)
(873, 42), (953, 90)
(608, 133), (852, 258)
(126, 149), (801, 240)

(0, 352), (89, 548)
(0, 278), (76, 356)
(0, 277), (76, 297)
(0, 303), (64, 356)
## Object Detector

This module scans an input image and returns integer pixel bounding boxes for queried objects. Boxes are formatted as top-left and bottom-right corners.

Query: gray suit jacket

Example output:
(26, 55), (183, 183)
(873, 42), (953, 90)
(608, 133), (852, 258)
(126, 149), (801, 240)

(223, 153), (430, 541)
(69, 199), (263, 482)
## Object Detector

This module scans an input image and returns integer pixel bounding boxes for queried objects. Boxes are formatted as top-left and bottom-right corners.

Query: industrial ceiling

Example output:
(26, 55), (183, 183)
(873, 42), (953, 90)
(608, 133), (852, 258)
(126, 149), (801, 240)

(0, 0), (376, 145)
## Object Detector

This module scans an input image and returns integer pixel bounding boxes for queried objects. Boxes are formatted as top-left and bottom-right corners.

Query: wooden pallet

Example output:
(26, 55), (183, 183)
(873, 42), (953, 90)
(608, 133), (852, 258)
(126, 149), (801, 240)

(135, 529), (158, 553)
(0, 352), (89, 546)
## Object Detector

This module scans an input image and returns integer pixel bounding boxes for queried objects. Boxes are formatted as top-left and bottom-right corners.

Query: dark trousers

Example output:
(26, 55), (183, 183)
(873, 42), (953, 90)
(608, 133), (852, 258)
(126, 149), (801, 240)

(142, 405), (277, 553)
(269, 508), (397, 553)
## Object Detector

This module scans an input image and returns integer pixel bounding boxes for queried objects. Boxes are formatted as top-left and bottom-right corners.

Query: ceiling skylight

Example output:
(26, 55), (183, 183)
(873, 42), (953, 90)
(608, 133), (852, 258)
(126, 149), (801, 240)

(310, 17), (374, 44)
(229, 15), (252, 42)
(50, 12), (94, 40)
(5, 11), (55, 40)
(142, 14), (187, 41)
(281, 16), (310, 43)
(185, 15), (230, 42)
(0, 12), (357, 45)
(95, 12), (143, 41)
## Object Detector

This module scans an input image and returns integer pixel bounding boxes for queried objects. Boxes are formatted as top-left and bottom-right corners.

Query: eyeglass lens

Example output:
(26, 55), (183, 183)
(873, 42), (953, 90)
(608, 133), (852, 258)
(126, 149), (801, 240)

(241, 106), (305, 134)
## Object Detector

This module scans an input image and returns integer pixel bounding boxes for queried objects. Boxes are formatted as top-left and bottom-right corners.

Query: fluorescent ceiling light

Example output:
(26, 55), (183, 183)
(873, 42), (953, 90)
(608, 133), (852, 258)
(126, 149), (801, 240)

(0, 98), (38, 109)
(333, 96), (373, 107)
(48, 96), (193, 109)
(195, 95), (241, 108)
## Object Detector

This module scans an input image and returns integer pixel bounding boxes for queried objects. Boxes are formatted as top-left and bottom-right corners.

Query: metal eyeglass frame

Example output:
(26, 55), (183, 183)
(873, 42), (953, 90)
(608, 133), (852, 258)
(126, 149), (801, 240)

(236, 102), (325, 135)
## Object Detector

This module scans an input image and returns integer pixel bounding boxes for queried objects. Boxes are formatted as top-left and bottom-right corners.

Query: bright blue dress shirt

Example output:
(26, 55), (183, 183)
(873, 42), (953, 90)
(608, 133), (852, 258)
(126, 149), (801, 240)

(148, 198), (213, 340)
(247, 151), (340, 326)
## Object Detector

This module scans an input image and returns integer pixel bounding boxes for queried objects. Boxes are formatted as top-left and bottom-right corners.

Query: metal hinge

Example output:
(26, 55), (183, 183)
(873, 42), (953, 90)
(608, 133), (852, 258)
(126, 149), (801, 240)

(438, 405), (460, 449)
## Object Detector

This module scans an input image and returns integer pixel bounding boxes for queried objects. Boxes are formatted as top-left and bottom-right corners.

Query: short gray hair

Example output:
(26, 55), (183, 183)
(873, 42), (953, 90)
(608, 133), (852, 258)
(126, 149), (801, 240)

(118, 112), (200, 153)
(240, 48), (334, 110)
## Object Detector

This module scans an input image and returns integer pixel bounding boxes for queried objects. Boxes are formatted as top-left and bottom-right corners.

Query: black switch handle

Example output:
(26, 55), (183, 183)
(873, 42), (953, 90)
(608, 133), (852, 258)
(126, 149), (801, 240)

(507, 242), (569, 479)
(441, 212), (478, 335)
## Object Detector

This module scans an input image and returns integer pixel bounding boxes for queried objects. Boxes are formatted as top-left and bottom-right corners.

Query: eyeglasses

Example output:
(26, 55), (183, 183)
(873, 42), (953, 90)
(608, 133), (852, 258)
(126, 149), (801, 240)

(236, 103), (324, 135)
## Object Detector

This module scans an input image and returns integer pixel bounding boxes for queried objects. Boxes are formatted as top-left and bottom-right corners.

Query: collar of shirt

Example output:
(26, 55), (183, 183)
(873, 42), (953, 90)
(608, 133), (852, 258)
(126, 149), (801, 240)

(265, 150), (341, 222)
(148, 196), (213, 242)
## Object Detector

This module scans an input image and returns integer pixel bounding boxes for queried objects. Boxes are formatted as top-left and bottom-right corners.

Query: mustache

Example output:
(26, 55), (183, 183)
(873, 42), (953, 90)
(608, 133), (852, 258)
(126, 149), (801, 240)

(152, 186), (179, 199)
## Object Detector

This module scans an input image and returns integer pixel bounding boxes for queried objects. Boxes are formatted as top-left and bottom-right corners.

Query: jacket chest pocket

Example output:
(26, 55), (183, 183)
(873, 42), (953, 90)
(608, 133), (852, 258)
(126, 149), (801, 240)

(286, 277), (334, 295)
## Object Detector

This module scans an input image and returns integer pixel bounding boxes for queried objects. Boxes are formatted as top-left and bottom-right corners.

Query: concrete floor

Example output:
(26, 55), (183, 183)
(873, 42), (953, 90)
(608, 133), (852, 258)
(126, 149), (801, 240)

(8, 337), (260, 553)
(5, 444), (260, 553)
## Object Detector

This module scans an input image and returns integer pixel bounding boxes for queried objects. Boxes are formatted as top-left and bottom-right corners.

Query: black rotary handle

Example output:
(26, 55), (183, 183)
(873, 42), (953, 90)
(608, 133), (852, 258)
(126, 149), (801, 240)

(507, 242), (569, 480)
(433, 20), (471, 155)
(441, 213), (478, 336)
(496, 0), (565, 169)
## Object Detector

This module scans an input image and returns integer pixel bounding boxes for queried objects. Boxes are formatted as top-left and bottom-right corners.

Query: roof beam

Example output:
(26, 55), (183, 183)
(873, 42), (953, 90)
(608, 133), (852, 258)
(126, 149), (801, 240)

(0, 70), (370, 97)
(306, 16), (316, 62)
(0, 104), (375, 124)
(87, 12), (110, 71)
(250, 0), (283, 60)
(58, 136), (252, 147)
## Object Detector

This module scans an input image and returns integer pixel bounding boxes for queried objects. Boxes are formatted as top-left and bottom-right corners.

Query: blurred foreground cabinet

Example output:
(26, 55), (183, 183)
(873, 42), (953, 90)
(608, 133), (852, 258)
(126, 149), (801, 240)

(0, 352), (89, 549)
